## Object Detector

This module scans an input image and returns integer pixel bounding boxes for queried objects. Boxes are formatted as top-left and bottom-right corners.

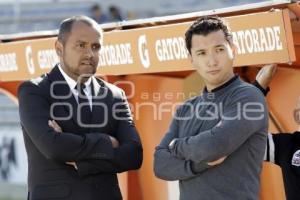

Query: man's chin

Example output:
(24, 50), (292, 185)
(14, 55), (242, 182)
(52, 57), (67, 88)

(80, 67), (97, 75)
(77, 71), (96, 81)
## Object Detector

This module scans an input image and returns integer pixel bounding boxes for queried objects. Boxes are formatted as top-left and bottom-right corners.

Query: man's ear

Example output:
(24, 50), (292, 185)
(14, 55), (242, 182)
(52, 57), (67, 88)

(55, 40), (63, 57)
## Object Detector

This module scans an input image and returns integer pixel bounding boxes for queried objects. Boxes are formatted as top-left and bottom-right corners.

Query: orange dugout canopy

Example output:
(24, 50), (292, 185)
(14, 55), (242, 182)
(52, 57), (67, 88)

(0, 0), (298, 81)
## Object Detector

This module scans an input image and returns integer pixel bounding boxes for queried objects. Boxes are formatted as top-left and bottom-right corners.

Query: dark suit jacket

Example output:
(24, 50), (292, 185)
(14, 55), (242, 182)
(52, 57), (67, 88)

(265, 132), (300, 200)
(18, 65), (143, 200)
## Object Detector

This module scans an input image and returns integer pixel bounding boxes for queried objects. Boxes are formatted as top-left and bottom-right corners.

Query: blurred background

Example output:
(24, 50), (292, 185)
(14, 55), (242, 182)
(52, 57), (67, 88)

(0, 0), (262, 35)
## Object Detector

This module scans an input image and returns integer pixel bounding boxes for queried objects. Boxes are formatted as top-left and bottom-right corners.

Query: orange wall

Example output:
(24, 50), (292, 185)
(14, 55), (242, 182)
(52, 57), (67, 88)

(0, 81), (22, 103)
(124, 74), (185, 200)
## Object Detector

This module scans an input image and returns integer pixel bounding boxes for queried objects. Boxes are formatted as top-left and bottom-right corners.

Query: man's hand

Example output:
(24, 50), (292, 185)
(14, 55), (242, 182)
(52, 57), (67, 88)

(48, 120), (62, 133)
(207, 156), (227, 166)
(66, 162), (78, 170)
(256, 64), (277, 89)
(109, 136), (119, 148)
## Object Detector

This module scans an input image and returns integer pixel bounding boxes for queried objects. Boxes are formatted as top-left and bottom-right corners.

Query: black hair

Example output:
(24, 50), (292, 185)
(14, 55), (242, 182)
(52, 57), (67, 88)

(185, 16), (232, 54)
(91, 4), (101, 12)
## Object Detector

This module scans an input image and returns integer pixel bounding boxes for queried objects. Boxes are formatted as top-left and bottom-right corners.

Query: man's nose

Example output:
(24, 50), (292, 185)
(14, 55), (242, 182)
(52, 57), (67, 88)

(83, 47), (94, 58)
(207, 53), (218, 67)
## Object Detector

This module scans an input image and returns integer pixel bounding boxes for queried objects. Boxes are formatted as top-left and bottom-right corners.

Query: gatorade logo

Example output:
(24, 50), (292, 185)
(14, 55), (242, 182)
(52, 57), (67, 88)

(138, 35), (150, 69)
(232, 26), (283, 55)
(25, 46), (35, 74)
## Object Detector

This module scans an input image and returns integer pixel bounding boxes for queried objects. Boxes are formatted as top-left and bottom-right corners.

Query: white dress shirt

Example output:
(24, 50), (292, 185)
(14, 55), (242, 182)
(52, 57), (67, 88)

(58, 65), (93, 111)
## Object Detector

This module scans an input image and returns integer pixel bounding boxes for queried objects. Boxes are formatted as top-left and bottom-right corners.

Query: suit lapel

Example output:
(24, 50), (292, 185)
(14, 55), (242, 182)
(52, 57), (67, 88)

(91, 77), (111, 129)
(48, 65), (79, 125)
(48, 66), (112, 131)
